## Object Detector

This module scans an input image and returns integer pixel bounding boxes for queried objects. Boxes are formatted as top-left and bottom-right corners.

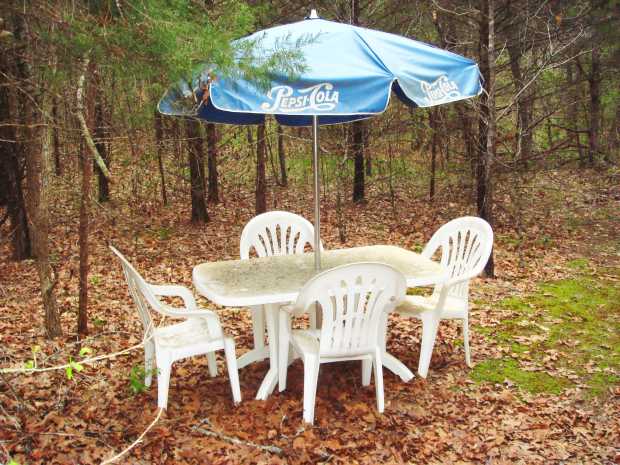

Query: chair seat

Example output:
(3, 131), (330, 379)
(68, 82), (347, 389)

(154, 319), (221, 349)
(396, 294), (468, 319)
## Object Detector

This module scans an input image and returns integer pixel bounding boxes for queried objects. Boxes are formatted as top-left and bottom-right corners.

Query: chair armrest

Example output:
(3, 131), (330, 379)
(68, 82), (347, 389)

(149, 284), (223, 333)
(150, 284), (198, 312)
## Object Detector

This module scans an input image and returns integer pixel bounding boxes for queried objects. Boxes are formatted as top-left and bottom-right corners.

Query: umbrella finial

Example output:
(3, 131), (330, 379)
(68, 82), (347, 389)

(307, 9), (319, 19)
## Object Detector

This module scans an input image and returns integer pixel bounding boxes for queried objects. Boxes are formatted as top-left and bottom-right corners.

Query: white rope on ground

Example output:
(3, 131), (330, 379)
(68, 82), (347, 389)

(0, 337), (150, 375)
(100, 407), (164, 465)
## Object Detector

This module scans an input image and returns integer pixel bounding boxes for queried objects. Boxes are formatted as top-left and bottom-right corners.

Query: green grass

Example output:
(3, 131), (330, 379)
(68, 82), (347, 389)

(471, 358), (568, 394)
(472, 259), (620, 397)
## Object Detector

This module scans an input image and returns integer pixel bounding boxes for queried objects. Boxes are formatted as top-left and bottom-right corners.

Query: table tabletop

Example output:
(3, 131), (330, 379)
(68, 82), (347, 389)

(193, 245), (446, 307)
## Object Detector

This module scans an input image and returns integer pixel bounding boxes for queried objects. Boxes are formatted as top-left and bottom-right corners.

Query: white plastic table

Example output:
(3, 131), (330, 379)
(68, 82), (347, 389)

(193, 245), (447, 400)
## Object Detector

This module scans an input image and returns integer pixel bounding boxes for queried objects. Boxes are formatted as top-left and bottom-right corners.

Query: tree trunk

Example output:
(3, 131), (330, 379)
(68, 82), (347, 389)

(16, 13), (62, 337)
(0, 45), (31, 260)
(51, 96), (62, 176)
(277, 123), (287, 187)
(588, 46), (601, 166)
(565, 63), (585, 165)
(26, 101), (62, 338)
(94, 78), (110, 203)
(365, 125), (371, 177)
(429, 109), (437, 201)
(506, 9), (533, 169)
(351, 120), (365, 203)
(350, 0), (365, 203)
(206, 122), (219, 203)
(477, 0), (495, 277)
(186, 118), (209, 223)
(255, 123), (267, 214)
(77, 60), (96, 336)
(153, 110), (168, 205)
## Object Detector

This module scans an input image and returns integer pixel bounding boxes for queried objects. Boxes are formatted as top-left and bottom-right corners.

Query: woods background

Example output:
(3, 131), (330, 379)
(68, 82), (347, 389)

(1, 1), (619, 464)
(1, 0), (617, 338)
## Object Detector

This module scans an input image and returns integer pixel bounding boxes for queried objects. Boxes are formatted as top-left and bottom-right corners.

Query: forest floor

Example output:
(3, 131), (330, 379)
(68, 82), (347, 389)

(1, 166), (619, 465)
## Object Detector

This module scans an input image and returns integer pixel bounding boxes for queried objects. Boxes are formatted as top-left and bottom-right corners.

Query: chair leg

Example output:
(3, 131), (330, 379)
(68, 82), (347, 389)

(251, 305), (265, 350)
(373, 348), (385, 413)
(362, 359), (372, 386)
(156, 358), (172, 409)
(302, 355), (320, 424)
(418, 314), (440, 379)
(206, 352), (218, 378)
(463, 317), (472, 367)
(144, 341), (155, 388)
(223, 338), (242, 404)
(278, 311), (291, 392)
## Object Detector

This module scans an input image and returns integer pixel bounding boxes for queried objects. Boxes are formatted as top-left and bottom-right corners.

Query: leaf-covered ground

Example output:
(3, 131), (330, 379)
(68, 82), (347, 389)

(1, 168), (619, 464)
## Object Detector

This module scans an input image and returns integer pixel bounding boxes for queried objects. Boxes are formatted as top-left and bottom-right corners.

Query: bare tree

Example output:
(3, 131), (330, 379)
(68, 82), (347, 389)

(477, 0), (495, 277)
(256, 122), (267, 214)
(206, 122), (219, 203)
(186, 118), (209, 223)
(277, 123), (287, 187)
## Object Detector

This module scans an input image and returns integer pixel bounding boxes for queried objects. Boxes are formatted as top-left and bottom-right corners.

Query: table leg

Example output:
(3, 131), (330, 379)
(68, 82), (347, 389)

(237, 346), (270, 370)
(237, 305), (270, 369)
(256, 303), (279, 400)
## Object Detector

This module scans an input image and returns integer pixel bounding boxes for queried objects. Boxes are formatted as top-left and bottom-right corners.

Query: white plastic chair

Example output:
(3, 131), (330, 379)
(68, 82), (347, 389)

(396, 216), (493, 378)
(110, 246), (241, 409)
(239, 211), (322, 368)
(278, 263), (406, 424)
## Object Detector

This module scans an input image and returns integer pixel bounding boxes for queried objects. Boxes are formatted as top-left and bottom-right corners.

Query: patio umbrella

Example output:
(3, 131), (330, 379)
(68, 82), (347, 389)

(159, 10), (482, 270)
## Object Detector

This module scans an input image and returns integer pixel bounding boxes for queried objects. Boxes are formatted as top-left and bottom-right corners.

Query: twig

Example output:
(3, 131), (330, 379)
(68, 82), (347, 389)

(100, 407), (163, 465)
(0, 339), (146, 374)
(193, 418), (283, 455)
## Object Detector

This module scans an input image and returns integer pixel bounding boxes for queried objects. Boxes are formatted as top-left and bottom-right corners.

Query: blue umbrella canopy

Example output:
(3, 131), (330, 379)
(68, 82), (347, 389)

(159, 12), (481, 126)
(159, 11), (482, 270)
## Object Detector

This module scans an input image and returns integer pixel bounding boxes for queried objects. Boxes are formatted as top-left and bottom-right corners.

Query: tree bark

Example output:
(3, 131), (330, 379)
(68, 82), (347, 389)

(350, 0), (365, 203)
(77, 60), (95, 336)
(588, 46), (601, 166)
(477, 0), (495, 277)
(351, 120), (365, 203)
(51, 96), (62, 176)
(153, 110), (168, 206)
(429, 109), (437, 201)
(206, 122), (219, 203)
(506, 6), (533, 169)
(277, 123), (287, 187)
(26, 101), (62, 338)
(565, 63), (585, 166)
(365, 125), (371, 177)
(15, 13), (62, 337)
(255, 122), (267, 214)
(0, 44), (31, 260)
(186, 118), (209, 223)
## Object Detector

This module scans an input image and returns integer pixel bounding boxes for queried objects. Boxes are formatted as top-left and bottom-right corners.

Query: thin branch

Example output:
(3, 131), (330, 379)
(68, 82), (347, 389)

(100, 408), (164, 465)
(76, 54), (112, 181)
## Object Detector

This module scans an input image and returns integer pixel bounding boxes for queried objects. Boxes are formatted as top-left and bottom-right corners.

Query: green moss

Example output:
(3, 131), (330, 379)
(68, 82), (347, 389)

(566, 258), (590, 271)
(587, 372), (620, 398)
(478, 264), (620, 397)
(471, 358), (568, 394)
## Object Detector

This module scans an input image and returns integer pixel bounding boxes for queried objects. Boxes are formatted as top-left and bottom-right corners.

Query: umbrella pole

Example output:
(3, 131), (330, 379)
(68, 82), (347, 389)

(312, 115), (321, 271)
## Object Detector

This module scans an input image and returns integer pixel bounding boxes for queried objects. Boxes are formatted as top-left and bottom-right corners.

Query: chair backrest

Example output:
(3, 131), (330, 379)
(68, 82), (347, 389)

(423, 216), (493, 300)
(240, 211), (319, 259)
(110, 246), (161, 339)
(295, 263), (407, 357)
